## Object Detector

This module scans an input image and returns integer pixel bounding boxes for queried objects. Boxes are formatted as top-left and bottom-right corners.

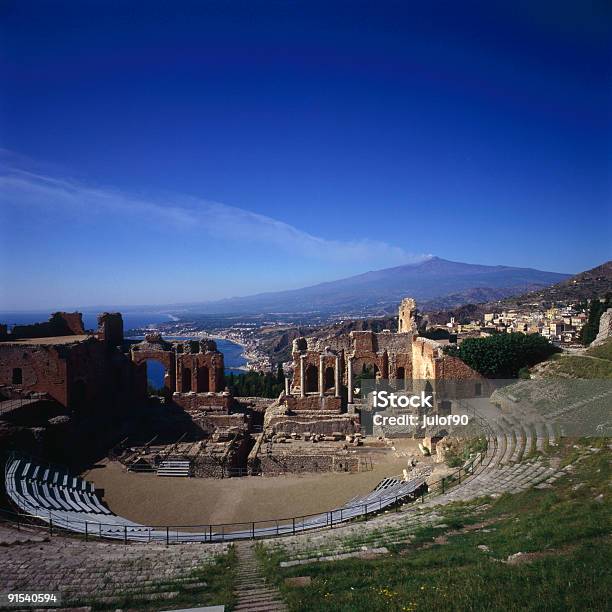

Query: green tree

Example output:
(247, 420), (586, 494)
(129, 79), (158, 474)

(226, 370), (285, 398)
(276, 362), (284, 384)
(579, 294), (612, 346)
(445, 332), (560, 378)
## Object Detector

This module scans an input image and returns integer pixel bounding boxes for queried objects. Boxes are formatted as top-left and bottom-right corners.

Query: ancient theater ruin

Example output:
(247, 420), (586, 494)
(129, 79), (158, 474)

(0, 297), (482, 480)
(246, 297), (483, 475)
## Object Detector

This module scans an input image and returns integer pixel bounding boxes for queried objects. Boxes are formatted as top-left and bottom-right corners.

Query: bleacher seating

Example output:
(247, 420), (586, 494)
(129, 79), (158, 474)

(4, 455), (427, 543)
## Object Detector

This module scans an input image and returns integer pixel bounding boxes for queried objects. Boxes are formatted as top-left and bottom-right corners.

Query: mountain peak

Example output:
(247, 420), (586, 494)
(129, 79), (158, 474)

(180, 258), (571, 316)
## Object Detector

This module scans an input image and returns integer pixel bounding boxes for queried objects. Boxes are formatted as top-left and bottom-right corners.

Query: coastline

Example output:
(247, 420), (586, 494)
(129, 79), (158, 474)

(197, 331), (266, 372)
(127, 329), (254, 372)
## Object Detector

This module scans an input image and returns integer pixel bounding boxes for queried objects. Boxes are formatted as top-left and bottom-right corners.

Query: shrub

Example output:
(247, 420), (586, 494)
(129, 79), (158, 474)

(445, 332), (560, 378)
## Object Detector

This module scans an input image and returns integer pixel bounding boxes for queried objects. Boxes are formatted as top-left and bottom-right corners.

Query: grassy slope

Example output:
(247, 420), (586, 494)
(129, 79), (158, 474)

(260, 439), (611, 612)
(586, 338), (612, 361)
(537, 337), (612, 379)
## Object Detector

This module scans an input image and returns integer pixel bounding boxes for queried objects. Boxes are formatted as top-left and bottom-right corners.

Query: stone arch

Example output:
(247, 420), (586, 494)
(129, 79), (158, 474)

(144, 358), (167, 394)
(131, 348), (176, 396)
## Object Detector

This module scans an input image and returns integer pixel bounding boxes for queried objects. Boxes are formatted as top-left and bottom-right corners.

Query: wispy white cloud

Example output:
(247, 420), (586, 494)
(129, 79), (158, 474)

(0, 158), (429, 265)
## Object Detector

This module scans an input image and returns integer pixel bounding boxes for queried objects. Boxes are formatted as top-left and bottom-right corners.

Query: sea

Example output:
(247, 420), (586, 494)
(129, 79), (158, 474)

(0, 311), (247, 388)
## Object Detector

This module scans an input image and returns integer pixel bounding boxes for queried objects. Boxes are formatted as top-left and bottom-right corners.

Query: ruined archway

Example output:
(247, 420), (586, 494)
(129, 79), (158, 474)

(130, 334), (176, 397)
(145, 359), (167, 395)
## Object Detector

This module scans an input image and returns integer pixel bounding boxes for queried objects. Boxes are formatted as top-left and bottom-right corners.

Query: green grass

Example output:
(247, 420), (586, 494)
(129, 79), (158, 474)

(543, 354), (612, 379)
(538, 338), (612, 379)
(260, 439), (611, 611)
(585, 337), (612, 361)
(444, 436), (488, 468)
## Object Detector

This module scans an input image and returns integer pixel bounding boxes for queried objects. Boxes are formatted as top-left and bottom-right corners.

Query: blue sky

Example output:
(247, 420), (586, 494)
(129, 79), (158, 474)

(1, 1), (610, 310)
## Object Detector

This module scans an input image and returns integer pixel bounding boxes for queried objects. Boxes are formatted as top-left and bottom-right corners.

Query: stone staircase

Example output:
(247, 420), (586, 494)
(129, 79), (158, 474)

(157, 459), (191, 477)
(233, 541), (288, 611)
(263, 398), (568, 561)
(0, 529), (228, 607)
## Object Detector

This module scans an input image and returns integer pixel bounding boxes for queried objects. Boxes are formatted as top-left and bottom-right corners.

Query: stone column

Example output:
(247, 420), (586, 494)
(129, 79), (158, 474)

(299, 355), (306, 398)
(347, 357), (353, 403)
(192, 356), (197, 392)
(285, 376), (290, 396)
(334, 355), (340, 398)
(319, 354), (325, 397)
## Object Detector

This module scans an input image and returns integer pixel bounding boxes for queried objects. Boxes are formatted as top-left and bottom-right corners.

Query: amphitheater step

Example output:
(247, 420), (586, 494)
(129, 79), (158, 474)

(233, 541), (287, 611)
(157, 460), (191, 477)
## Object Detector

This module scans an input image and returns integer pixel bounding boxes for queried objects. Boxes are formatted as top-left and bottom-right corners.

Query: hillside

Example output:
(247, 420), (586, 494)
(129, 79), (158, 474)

(498, 260), (612, 307)
(532, 337), (612, 379)
(256, 316), (398, 364)
(180, 257), (568, 316)
(425, 260), (612, 326)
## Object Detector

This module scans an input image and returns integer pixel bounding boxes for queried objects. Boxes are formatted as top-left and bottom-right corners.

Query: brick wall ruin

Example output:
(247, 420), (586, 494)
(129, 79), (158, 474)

(0, 312), (147, 464)
(130, 334), (225, 396)
(6, 312), (86, 340)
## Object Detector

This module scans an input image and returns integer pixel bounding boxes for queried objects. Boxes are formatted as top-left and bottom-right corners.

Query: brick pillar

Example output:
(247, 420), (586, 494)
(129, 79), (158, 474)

(347, 357), (353, 403)
(300, 355), (305, 398)
(319, 354), (324, 397)
(334, 355), (340, 398)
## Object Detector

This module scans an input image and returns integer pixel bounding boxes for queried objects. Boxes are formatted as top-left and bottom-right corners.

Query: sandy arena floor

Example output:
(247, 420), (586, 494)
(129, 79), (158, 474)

(84, 439), (427, 526)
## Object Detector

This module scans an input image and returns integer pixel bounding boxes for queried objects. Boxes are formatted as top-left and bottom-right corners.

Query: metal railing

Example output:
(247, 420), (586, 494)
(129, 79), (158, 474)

(1, 411), (497, 545)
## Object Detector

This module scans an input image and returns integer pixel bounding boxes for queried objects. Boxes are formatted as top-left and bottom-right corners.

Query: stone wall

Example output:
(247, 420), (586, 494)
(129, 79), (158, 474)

(398, 297), (417, 333)
(267, 414), (360, 435)
(411, 337), (441, 380)
(4, 312), (85, 340)
(591, 308), (612, 347)
(0, 338), (146, 412)
(0, 313), (147, 464)
(434, 354), (483, 380)
(0, 343), (71, 406)
(171, 391), (234, 413)
(187, 412), (249, 435)
(96, 312), (124, 347)
(255, 452), (361, 475)
(284, 395), (342, 412)
(191, 435), (251, 477)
